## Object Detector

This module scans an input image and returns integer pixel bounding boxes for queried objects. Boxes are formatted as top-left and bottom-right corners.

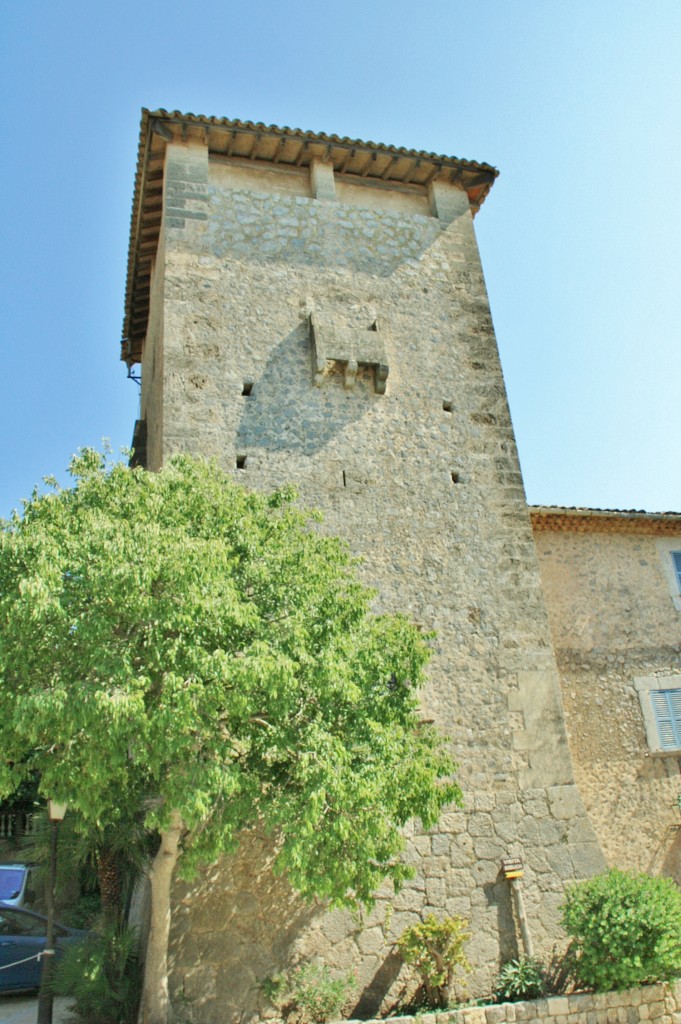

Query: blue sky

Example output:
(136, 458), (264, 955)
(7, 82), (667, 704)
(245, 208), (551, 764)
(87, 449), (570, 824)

(1, 0), (680, 518)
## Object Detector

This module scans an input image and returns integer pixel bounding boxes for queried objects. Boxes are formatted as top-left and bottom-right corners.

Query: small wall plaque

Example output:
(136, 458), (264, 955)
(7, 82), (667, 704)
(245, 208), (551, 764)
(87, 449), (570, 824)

(501, 857), (524, 879)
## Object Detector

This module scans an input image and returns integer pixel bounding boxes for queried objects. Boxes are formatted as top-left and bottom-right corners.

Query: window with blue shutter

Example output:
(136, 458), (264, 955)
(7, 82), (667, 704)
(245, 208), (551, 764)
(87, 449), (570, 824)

(672, 552), (681, 592)
(651, 689), (681, 750)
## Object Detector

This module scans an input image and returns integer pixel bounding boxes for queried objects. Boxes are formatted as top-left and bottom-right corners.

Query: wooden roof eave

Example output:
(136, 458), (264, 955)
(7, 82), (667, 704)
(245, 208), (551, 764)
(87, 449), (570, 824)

(121, 109), (499, 364)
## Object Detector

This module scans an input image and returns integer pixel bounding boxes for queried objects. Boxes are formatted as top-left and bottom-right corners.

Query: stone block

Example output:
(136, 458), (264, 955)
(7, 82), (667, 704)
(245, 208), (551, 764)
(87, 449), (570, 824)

(393, 885), (426, 912)
(461, 1009), (487, 1024)
(570, 841), (607, 878)
(432, 832), (453, 855)
(425, 875), (447, 906)
(428, 180), (470, 225)
(357, 926), (385, 956)
(473, 836), (507, 861)
(547, 785), (584, 820)
(484, 1006), (508, 1023)
(310, 158), (337, 201)
(469, 813), (495, 837)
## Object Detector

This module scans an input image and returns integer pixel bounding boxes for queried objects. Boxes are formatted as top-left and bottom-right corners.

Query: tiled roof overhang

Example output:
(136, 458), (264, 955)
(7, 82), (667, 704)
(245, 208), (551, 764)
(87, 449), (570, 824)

(121, 108), (499, 365)
(530, 506), (681, 536)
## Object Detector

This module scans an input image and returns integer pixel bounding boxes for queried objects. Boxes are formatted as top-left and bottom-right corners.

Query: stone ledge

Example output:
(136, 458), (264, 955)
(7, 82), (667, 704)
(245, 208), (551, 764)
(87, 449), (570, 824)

(339, 981), (681, 1024)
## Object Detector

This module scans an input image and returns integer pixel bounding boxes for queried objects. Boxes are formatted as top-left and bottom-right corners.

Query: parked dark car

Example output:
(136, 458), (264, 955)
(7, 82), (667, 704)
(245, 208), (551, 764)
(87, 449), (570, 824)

(0, 902), (88, 992)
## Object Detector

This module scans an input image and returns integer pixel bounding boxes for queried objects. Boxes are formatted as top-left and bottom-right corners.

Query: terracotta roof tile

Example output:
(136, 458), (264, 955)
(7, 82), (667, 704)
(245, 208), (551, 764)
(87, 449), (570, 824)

(529, 505), (681, 535)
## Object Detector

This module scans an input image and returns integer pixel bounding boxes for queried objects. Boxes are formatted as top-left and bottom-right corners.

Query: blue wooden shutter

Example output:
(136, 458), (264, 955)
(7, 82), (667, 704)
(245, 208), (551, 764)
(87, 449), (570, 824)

(651, 689), (681, 750)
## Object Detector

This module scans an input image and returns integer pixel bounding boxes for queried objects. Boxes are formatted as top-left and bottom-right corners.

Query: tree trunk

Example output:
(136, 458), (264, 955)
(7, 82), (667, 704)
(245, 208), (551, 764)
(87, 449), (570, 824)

(138, 811), (183, 1024)
(97, 847), (124, 923)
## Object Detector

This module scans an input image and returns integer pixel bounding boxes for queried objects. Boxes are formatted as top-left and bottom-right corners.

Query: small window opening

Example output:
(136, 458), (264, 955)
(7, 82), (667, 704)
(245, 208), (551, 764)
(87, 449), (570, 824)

(242, 382), (254, 397)
(443, 401), (453, 413)
(451, 471), (460, 484)
(342, 470), (347, 488)
(236, 455), (247, 470)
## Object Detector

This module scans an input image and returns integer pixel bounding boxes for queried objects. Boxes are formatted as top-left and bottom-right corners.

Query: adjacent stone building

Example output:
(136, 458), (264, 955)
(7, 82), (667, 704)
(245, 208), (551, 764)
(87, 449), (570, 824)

(531, 507), (681, 883)
(120, 109), (679, 1023)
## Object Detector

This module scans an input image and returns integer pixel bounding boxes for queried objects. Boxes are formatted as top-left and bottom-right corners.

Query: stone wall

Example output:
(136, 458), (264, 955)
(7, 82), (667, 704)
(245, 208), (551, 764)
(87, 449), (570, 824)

(140, 222), (166, 472)
(533, 524), (681, 880)
(338, 981), (681, 1024)
(136, 132), (604, 1024)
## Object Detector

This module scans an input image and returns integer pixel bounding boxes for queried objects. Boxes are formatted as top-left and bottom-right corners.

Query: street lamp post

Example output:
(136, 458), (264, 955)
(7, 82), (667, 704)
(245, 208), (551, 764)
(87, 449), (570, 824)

(36, 799), (67, 1024)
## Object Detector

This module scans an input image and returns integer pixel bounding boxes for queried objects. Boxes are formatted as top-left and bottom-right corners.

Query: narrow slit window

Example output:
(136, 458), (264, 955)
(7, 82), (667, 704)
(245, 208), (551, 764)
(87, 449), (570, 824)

(236, 455), (247, 470)
(451, 471), (460, 484)
(672, 552), (681, 591)
(242, 382), (254, 397)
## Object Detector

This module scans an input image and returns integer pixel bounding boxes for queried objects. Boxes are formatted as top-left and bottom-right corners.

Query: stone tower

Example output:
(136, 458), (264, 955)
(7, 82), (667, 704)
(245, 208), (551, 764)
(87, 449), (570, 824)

(122, 109), (604, 1023)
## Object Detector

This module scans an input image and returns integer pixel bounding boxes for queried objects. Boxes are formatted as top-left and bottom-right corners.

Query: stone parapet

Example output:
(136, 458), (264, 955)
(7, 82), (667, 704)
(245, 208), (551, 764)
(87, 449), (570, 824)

(334, 980), (681, 1024)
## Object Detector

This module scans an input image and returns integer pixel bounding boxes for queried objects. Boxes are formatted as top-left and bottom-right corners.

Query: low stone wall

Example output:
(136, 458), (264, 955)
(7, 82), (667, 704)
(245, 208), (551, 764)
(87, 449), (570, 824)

(344, 981), (681, 1024)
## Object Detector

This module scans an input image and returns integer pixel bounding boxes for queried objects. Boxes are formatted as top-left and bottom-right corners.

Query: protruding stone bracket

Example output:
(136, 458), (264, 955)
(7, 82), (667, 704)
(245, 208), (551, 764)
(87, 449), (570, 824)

(310, 158), (337, 201)
(428, 180), (470, 226)
(310, 314), (389, 394)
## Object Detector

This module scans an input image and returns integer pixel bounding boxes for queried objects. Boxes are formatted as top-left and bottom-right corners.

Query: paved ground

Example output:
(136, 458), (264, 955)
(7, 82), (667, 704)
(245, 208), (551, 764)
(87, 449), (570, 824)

(0, 994), (74, 1023)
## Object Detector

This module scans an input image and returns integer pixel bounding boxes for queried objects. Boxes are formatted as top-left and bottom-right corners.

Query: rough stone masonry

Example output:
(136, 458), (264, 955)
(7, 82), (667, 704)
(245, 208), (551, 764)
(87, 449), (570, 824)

(122, 110), (605, 1023)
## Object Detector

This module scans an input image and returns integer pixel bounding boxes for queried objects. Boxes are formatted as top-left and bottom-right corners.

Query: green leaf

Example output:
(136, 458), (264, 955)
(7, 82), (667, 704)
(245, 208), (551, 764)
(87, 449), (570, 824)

(0, 450), (460, 903)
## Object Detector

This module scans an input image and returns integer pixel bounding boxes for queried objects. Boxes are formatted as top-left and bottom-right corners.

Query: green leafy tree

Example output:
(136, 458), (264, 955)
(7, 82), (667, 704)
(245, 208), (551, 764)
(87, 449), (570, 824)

(396, 914), (470, 1007)
(0, 451), (460, 1024)
(562, 868), (681, 991)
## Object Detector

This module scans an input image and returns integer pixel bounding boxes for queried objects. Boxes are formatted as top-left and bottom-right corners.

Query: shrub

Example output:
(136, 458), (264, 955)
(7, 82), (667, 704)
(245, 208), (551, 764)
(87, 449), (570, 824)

(53, 921), (141, 1023)
(561, 868), (681, 991)
(396, 914), (470, 1008)
(287, 962), (355, 1023)
(493, 956), (545, 1002)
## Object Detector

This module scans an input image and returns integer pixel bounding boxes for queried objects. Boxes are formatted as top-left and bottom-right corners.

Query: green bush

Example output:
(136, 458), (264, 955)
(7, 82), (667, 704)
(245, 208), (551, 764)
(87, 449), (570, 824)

(396, 914), (470, 1008)
(53, 922), (141, 1023)
(287, 962), (355, 1023)
(493, 956), (545, 1002)
(562, 868), (681, 991)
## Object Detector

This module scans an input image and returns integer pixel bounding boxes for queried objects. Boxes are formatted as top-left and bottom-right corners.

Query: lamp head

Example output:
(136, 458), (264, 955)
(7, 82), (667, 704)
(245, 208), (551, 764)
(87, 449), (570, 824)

(47, 799), (67, 822)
